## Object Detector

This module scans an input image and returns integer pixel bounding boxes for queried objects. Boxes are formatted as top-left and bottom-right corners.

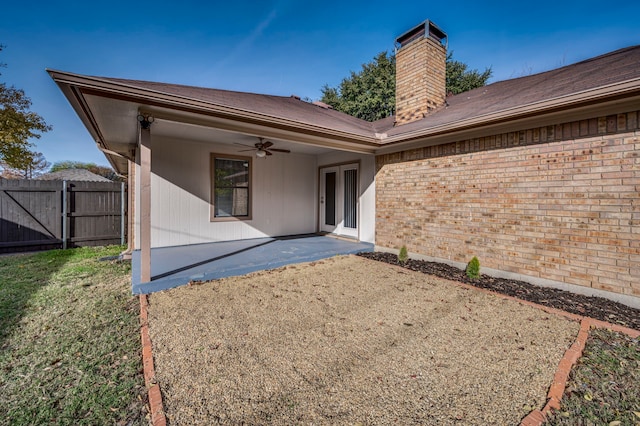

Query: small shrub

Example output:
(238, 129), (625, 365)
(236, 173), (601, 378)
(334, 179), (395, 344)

(466, 256), (480, 279)
(398, 245), (409, 265)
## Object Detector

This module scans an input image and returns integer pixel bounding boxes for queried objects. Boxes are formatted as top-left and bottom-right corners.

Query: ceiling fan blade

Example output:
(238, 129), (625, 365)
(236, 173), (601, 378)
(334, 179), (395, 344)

(238, 149), (257, 152)
(233, 142), (255, 148)
(265, 150), (273, 156)
(269, 148), (291, 153)
(262, 141), (273, 149)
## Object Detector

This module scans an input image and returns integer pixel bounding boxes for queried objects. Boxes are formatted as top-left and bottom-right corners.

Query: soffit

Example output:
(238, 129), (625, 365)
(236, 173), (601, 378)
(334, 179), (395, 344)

(82, 92), (340, 161)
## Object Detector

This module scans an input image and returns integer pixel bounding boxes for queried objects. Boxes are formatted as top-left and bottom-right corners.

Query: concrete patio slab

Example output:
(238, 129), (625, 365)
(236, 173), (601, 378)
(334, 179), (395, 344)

(131, 234), (373, 294)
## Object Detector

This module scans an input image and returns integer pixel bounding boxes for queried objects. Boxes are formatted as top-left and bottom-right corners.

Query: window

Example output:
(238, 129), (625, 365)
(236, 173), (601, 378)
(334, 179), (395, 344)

(211, 154), (251, 220)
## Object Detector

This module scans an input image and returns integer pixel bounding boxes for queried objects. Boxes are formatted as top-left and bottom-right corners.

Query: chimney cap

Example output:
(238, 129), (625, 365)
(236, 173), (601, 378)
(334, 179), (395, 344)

(395, 20), (447, 50)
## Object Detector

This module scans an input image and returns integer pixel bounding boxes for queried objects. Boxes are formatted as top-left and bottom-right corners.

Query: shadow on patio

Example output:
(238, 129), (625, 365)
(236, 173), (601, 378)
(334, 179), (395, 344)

(131, 234), (373, 294)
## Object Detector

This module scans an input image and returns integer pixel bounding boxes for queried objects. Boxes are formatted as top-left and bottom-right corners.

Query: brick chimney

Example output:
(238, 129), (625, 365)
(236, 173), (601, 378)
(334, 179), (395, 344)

(395, 20), (447, 125)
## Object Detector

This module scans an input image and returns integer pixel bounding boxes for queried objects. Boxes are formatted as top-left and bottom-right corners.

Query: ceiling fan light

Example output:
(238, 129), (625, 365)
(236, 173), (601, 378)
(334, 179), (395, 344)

(256, 149), (267, 158)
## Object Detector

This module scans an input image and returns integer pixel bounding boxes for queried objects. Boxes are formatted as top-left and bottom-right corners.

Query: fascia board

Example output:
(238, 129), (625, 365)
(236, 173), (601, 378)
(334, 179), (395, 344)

(48, 71), (126, 173)
(378, 78), (640, 150)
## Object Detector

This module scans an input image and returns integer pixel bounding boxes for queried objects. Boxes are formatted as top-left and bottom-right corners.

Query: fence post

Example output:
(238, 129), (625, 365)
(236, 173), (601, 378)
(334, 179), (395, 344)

(62, 180), (68, 250)
(120, 182), (125, 246)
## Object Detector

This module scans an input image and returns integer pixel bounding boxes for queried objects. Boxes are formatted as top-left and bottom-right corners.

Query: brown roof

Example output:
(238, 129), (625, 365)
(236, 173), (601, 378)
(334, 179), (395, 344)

(37, 169), (113, 182)
(100, 77), (380, 138)
(99, 45), (640, 139)
(385, 45), (640, 137)
(49, 44), (640, 167)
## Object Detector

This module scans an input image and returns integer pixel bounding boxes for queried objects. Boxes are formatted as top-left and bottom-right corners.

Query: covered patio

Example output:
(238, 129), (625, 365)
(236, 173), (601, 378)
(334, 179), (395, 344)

(131, 234), (373, 294)
(48, 71), (379, 297)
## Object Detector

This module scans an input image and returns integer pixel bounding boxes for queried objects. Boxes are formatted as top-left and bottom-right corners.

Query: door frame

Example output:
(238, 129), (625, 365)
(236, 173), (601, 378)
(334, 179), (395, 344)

(318, 161), (360, 239)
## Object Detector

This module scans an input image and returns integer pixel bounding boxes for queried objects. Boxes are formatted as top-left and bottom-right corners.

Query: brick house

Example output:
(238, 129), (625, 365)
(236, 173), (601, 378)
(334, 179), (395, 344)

(49, 20), (640, 307)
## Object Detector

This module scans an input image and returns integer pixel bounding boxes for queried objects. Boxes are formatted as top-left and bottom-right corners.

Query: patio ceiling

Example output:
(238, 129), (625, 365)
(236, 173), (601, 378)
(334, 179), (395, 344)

(84, 93), (344, 152)
(84, 92), (334, 157)
(150, 119), (336, 156)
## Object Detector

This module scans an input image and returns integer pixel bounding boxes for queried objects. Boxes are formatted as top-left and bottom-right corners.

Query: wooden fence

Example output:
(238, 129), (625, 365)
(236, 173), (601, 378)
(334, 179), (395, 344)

(0, 179), (126, 253)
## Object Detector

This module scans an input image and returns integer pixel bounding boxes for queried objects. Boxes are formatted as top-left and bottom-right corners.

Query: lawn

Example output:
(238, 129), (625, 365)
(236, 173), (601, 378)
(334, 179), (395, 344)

(3, 246), (635, 425)
(0, 246), (146, 426)
(547, 328), (640, 425)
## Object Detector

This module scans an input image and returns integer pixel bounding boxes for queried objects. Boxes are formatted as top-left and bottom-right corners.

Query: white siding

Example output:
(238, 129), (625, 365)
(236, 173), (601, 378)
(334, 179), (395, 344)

(136, 136), (317, 248)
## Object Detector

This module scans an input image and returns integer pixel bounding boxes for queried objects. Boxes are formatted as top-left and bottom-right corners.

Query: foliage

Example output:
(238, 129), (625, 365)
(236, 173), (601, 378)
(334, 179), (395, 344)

(0, 246), (147, 425)
(0, 45), (52, 168)
(1, 150), (50, 178)
(446, 52), (493, 96)
(546, 329), (640, 425)
(398, 245), (409, 264)
(320, 50), (492, 121)
(321, 51), (396, 121)
(465, 256), (480, 279)
(50, 160), (122, 181)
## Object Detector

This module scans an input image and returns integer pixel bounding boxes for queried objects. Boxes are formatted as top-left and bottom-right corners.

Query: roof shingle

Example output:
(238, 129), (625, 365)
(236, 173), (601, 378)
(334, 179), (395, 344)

(37, 169), (113, 182)
(101, 77), (381, 138)
(56, 44), (640, 146)
(385, 45), (640, 137)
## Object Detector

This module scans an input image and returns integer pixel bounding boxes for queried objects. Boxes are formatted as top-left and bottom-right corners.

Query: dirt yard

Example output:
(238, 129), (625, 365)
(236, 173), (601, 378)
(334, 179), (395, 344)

(148, 255), (579, 425)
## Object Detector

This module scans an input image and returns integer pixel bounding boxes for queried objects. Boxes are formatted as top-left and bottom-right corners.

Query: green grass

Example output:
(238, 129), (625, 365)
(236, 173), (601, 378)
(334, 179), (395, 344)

(546, 328), (640, 425)
(0, 246), (146, 425)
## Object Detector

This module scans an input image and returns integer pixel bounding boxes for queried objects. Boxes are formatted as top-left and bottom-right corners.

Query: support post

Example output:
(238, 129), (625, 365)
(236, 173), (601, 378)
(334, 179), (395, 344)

(140, 125), (152, 283)
(120, 181), (126, 246)
(62, 180), (68, 249)
(126, 158), (136, 255)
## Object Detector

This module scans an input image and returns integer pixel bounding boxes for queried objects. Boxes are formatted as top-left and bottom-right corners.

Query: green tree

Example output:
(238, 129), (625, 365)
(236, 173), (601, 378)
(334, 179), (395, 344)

(320, 50), (492, 121)
(321, 51), (395, 122)
(50, 160), (121, 181)
(446, 52), (493, 96)
(0, 45), (52, 168)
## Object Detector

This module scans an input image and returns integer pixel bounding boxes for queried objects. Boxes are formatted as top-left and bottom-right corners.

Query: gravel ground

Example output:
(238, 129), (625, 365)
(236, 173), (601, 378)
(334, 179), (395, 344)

(359, 252), (640, 330)
(148, 255), (579, 425)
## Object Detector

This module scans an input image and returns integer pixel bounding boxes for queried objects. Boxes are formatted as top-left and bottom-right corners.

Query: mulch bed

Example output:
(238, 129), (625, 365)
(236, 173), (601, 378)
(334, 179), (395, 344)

(357, 252), (640, 331)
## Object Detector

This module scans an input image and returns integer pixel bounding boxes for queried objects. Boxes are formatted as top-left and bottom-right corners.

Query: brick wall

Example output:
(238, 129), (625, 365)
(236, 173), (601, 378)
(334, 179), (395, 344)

(395, 35), (446, 125)
(376, 111), (640, 299)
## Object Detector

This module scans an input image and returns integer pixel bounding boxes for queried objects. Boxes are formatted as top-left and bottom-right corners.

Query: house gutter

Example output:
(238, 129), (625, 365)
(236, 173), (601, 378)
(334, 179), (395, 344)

(376, 77), (640, 154)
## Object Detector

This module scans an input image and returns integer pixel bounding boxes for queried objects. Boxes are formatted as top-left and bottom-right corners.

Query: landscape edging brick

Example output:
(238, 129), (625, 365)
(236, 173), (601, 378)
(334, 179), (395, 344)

(140, 294), (167, 426)
(519, 317), (638, 426)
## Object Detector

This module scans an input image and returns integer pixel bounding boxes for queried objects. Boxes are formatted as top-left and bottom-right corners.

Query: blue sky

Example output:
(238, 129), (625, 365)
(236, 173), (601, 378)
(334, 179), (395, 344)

(2, 0), (639, 168)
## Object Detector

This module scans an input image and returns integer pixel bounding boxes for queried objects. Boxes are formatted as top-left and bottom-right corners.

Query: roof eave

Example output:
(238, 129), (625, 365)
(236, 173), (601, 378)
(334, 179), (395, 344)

(376, 77), (640, 154)
(48, 69), (640, 165)
(47, 70), (380, 153)
(48, 71), (130, 173)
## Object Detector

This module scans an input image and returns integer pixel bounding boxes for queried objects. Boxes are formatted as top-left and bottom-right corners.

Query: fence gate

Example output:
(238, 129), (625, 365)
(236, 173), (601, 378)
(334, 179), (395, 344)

(0, 179), (126, 254)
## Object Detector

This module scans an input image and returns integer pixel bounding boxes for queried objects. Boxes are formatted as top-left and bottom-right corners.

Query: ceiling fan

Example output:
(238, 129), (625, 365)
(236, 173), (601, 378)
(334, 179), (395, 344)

(235, 138), (291, 158)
